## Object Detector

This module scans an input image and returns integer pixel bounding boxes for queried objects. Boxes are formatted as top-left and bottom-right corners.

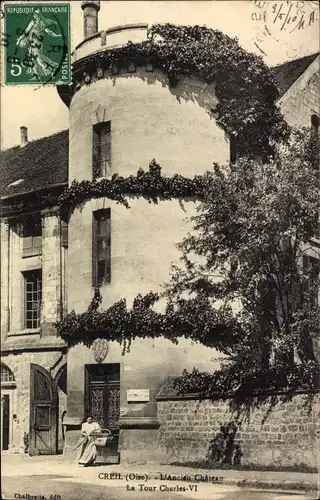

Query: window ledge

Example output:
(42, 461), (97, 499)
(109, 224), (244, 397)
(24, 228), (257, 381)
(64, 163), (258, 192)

(7, 329), (40, 337)
(92, 282), (111, 289)
(22, 249), (42, 258)
(1, 382), (16, 389)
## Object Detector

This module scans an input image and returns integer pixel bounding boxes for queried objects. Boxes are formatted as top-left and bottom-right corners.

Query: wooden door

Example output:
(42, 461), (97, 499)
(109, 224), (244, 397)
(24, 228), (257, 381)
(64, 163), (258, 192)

(85, 364), (120, 430)
(29, 364), (58, 455)
(1, 395), (10, 450)
(85, 364), (120, 461)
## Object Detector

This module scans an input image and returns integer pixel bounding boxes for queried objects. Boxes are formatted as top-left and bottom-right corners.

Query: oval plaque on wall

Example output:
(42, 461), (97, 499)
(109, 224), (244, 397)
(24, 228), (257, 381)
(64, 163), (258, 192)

(92, 338), (109, 363)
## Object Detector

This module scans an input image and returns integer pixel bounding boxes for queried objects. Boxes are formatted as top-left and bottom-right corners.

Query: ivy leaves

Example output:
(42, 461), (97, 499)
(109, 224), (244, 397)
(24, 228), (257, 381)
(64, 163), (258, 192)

(58, 160), (207, 215)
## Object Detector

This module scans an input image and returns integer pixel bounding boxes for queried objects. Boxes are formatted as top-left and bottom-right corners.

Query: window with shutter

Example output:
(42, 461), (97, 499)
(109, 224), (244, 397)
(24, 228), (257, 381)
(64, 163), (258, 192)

(93, 122), (111, 179)
(92, 209), (111, 286)
(22, 214), (42, 257)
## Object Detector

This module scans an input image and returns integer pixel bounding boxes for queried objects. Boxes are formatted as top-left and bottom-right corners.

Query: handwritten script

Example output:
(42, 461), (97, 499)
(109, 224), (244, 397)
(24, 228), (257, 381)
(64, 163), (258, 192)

(251, 0), (319, 33)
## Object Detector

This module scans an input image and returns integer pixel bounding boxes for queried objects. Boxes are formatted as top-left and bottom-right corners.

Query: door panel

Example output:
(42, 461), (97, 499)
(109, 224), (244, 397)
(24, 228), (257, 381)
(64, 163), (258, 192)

(35, 404), (51, 427)
(106, 383), (120, 432)
(35, 430), (50, 450)
(105, 383), (120, 458)
(90, 386), (106, 428)
(29, 364), (58, 455)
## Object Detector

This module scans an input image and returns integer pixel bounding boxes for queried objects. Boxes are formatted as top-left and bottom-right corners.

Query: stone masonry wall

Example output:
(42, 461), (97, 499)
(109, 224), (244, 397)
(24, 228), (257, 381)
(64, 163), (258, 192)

(157, 394), (320, 468)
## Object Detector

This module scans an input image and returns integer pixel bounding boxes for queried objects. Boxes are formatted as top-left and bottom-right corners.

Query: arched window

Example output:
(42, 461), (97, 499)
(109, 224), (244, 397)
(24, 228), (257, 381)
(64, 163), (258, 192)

(311, 114), (319, 133)
(1, 363), (15, 384)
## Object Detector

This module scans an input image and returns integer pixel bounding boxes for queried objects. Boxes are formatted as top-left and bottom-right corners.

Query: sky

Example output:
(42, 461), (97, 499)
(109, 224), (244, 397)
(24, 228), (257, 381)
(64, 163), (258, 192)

(1, 0), (319, 149)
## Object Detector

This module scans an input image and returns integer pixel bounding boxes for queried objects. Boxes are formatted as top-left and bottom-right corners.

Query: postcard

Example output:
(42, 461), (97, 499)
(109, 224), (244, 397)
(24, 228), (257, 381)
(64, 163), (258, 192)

(1, 1), (319, 499)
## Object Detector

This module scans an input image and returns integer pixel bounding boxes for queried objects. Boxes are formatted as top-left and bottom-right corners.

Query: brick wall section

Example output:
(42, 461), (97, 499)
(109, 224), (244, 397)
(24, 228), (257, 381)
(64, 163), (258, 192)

(157, 395), (320, 468)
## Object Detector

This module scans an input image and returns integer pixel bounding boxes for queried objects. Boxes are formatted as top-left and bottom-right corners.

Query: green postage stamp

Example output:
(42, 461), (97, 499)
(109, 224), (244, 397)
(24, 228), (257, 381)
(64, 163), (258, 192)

(4, 3), (71, 85)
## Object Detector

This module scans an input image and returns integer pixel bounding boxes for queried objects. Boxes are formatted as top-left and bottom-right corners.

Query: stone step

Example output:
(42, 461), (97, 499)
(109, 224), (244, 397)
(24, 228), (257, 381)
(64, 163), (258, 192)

(96, 453), (120, 465)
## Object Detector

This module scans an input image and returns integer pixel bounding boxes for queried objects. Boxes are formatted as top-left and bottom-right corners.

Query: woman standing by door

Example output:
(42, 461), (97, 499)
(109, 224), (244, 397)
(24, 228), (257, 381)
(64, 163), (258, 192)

(75, 416), (101, 466)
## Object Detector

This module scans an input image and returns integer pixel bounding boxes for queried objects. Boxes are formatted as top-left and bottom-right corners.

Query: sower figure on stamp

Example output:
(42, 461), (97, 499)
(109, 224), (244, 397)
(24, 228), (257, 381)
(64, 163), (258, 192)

(16, 8), (61, 80)
(74, 416), (111, 467)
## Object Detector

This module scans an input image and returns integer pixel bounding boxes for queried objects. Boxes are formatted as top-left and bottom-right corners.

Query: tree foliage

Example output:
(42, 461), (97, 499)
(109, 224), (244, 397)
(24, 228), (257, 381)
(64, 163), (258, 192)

(169, 128), (320, 410)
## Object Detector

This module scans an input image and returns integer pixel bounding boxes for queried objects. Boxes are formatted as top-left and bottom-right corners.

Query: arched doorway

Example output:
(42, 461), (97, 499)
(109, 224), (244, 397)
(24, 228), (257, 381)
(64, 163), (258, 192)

(1, 363), (16, 451)
(29, 364), (58, 455)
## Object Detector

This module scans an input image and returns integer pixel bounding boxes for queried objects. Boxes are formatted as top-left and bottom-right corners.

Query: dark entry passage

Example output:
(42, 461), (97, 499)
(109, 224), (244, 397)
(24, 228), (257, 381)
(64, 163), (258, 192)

(2, 394), (10, 450)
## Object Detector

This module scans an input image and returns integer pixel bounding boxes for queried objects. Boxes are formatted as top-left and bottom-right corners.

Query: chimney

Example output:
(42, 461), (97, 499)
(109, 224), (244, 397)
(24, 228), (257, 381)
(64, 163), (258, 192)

(20, 126), (28, 147)
(81, 1), (100, 39)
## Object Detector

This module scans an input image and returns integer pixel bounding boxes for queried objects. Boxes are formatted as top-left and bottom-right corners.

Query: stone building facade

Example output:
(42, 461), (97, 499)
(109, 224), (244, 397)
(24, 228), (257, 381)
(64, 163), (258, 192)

(1, 131), (68, 454)
(1, 0), (319, 466)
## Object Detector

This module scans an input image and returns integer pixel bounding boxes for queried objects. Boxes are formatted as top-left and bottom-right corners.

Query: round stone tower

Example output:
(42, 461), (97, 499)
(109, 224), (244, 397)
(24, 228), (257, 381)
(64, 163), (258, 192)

(58, 3), (229, 463)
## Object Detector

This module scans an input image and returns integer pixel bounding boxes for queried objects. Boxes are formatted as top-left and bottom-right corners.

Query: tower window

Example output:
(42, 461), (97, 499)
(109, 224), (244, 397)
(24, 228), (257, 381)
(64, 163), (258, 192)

(93, 121), (111, 179)
(92, 209), (111, 286)
(23, 269), (42, 329)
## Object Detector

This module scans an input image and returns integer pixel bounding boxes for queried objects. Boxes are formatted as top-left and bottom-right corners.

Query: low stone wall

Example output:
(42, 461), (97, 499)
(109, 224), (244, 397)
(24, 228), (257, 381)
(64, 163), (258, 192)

(157, 394), (320, 468)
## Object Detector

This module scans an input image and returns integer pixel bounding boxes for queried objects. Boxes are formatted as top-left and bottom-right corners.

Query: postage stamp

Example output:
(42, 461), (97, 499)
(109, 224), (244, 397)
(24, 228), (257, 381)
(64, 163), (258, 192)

(3, 3), (71, 85)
